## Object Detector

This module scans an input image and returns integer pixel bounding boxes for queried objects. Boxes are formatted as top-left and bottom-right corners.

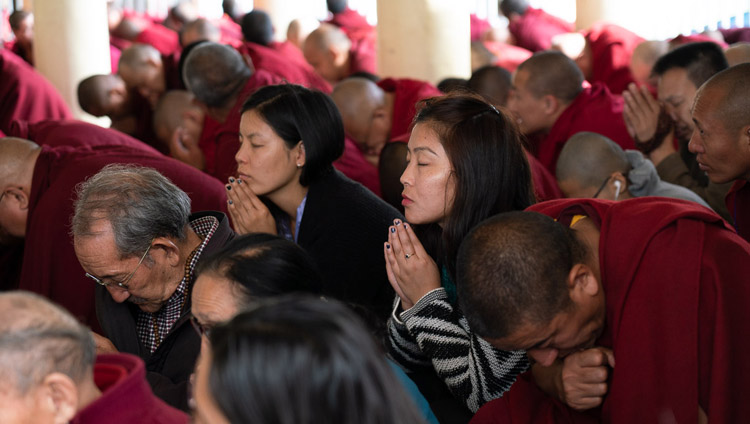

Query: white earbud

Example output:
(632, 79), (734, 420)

(613, 180), (622, 200)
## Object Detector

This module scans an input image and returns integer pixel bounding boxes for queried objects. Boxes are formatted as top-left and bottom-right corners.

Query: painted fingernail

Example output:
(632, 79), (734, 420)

(390, 227), (396, 233)
(237, 179), (243, 184)
(228, 199), (233, 205)
(229, 177), (235, 183)
(386, 243), (391, 249)
(226, 185), (231, 190)
(403, 223), (409, 229)
(394, 219), (402, 225)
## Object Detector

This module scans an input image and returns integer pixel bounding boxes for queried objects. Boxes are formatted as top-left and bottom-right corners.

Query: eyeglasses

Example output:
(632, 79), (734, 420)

(592, 177), (611, 199)
(190, 316), (213, 338)
(85, 240), (153, 290)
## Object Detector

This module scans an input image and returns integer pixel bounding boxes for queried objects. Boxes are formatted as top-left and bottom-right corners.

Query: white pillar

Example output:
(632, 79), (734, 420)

(253, 0), (326, 42)
(33, 0), (111, 123)
(376, 0), (471, 85)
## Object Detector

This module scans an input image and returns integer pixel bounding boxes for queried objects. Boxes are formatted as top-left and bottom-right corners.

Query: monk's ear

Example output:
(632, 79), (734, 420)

(5, 186), (30, 211)
(542, 94), (560, 115)
(741, 124), (750, 148)
(39, 373), (79, 424)
(567, 263), (600, 302)
(183, 107), (203, 125)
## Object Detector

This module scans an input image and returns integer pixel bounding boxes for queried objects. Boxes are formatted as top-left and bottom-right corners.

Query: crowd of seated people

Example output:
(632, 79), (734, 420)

(2, 0), (750, 422)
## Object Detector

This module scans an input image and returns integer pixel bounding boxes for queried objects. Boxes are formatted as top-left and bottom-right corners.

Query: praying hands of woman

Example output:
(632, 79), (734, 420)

(225, 177), (277, 235)
(383, 219), (441, 311)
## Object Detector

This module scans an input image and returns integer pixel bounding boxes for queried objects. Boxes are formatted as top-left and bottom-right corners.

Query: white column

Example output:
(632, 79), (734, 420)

(253, 0), (326, 42)
(376, 0), (471, 84)
(33, 0), (111, 123)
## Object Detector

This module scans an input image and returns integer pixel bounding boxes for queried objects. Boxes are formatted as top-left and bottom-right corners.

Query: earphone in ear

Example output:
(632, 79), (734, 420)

(613, 180), (622, 200)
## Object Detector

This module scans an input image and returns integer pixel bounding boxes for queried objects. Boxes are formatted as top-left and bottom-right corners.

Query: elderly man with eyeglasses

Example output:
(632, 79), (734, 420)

(72, 164), (235, 411)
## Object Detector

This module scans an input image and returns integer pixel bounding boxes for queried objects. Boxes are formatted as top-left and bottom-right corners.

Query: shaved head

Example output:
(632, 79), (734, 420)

(724, 43), (750, 67)
(0, 137), (41, 185)
(287, 17), (319, 49)
(168, 2), (199, 29)
(153, 90), (204, 145)
(0, 291), (95, 394)
(556, 132), (630, 189)
(303, 24), (352, 83)
(0, 138), (42, 241)
(468, 65), (512, 107)
(304, 23), (351, 52)
(695, 63), (750, 136)
(180, 18), (221, 47)
(517, 51), (584, 103)
(241, 10), (274, 46)
(630, 40), (669, 85)
(183, 42), (252, 109)
(77, 74), (128, 117)
(119, 43), (161, 70)
(331, 77), (385, 142)
(457, 211), (580, 339)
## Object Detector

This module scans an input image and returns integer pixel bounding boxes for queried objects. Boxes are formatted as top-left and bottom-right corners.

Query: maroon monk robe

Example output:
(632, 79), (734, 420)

(349, 36), (378, 77)
(325, 7), (375, 44)
(71, 354), (188, 424)
(484, 41), (533, 73)
(585, 24), (644, 95)
(111, 44), (122, 73)
(21, 145), (228, 331)
(5, 40), (33, 66)
(198, 114), (221, 177)
(377, 77), (442, 141)
(525, 151), (562, 201)
(7, 119), (159, 153)
(0, 49), (72, 134)
(508, 7), (574, 52)
(239, 42), (332, 93)
(204, 70), (283, 183)
(215, 13), (243, 45)
(471, 14), (492, 42)
(269, 40), (313, 70)
(724, 178), (750, 242)
(472, 197), (750, 423)
(719, 27), (750, 44)
(333, 137), (381, 196)
(135, 23), (180, 56)
(532, 82), (634, 176)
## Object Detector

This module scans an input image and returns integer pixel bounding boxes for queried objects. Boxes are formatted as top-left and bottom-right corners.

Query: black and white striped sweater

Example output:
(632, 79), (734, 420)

(387, 288), (529, 413)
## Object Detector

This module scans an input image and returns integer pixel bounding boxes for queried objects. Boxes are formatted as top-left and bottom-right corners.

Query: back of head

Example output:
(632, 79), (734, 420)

(327, 0), (348, 14)
(207, 295), (425, 424)
(304, 23), (351, 54)
(196, 233), (323, 305)
(0, 137), (40, 185)
(119, 43), (162, 72)
(517, 51), (584, 103)
(630, 40), (669, 84)
(287, 17), (320, 48)
(456, 211), (580, 339)
(241, 84), (345, 186)
(652, 41), (728, 88)
(183, 42), (251, 109)
(180, 18), (221, 48)
(153, 90), (200, 141)
(437, 77), (469, 93)
(71, 164), (191, 257)
(330, 77), (385, 138)
(697, 63), (750, 136)
(241, 10), (274, 46)
(499, 0), (528, 18)
(468, 65), (512, 107)
(8, 10), (31, 31)
(556, 132), (631, 189)
(0, 291), (95, 394)
(724, 42), (750, 67)
(77, 74), (122, 116)
(223, 0), (242, 21)
(413, 94), (535, 276)
(168, 1), (199, 28)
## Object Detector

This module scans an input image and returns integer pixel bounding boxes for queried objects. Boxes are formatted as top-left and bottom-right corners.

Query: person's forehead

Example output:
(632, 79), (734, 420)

(659, 68), (695, 92)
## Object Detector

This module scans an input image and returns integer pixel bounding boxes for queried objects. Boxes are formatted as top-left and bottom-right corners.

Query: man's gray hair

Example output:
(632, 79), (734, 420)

(0, 292), (95, 394)
(71, 164), (191, 258)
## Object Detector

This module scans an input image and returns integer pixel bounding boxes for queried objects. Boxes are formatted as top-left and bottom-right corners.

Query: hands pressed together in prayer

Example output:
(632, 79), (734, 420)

(533, 347), (615, 411)
(225, 177), (276, 235)
(167, 126), (206, 171)
(383, 219), (441, 310)
(622, 83), (676, 162)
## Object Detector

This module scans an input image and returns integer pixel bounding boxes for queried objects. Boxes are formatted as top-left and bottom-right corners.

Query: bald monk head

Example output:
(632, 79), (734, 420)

(630, 40), (669, 86)
(499, 0), (529, 20)
(556, 132), (632, 200)
(0, 291), (101, 424)
(77, 74), (130, 118)
(331, 77), (393, 158)
(508, 51), (584, 135)
(303, 24), (354, 84)
(164, 1), (199, 32)
(470, 41), (498, 71)
(327, 0), (348, 14)
(241, 10), (274, 46)
(0, 137), (42, 243)
(183, 42), (252, 119)
(724, 43), (750, 67)
(287, 17), (319, 50)
(9, 10), (33, 50)
(179, 18), (221, 48)
(153, 90), (205, 153)
(689, 63), (750, 184)
(118, 43), (167, 108)
(468, 65), (512, 107)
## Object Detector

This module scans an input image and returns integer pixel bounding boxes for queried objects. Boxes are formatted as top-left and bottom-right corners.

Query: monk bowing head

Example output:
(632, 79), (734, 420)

(457, 211), (606, 367)
(508, 51), (584, 136)
(0, 137), (42, 244)
(303, 24), (352, 84)
(331, 77), (391, 157)
(118, 43), (166, 108)
(77, 74), (130, 118)
(689, 63), (750, 184)
(153, 90), (205, 153)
